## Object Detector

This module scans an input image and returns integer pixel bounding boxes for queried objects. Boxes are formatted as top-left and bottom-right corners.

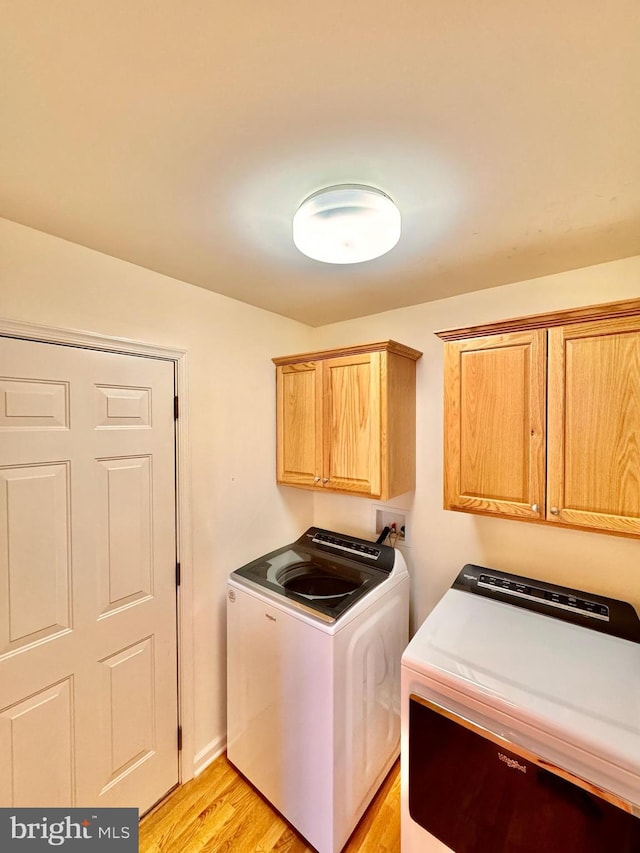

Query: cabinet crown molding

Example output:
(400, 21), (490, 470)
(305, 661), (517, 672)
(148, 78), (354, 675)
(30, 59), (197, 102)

(272, 340), (423, 366)
(435, 297), (640, 342)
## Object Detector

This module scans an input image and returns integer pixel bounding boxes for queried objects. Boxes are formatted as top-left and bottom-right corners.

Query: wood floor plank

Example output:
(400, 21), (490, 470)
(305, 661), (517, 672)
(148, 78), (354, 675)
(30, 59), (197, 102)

(139, 760), (239, 850)
(140, 753), (400, 852)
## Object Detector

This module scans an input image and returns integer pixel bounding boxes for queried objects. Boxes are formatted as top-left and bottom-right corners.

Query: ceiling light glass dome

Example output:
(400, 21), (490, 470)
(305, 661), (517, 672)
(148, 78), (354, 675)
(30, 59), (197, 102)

(293, 185), (401, 264)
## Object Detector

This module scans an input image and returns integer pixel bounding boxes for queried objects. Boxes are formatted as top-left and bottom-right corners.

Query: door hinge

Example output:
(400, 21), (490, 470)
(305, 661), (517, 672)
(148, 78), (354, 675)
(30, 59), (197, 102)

(176, 562), (181, 586)
(177, 725), (183, 751)
(174, 396), (179, 419)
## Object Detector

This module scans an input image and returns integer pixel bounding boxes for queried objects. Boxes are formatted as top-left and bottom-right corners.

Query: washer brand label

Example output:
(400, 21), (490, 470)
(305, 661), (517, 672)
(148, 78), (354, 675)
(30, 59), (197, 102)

(498, 752), (527, 774)
(1, 809), (138, 851)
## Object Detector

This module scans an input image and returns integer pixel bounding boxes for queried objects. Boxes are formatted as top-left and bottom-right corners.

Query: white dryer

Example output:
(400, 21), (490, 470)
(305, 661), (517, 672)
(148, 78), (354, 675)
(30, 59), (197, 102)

(227, 527), (409, 853)
(401, 563), (640, 852)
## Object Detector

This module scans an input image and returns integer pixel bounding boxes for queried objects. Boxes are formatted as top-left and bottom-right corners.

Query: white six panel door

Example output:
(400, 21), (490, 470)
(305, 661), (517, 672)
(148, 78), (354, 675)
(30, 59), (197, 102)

(0, 336), (178, 813)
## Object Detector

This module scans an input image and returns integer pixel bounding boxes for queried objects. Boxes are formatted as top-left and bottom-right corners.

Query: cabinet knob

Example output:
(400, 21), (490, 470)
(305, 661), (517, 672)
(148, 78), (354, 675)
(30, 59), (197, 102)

(531, 504), (539, 513)
(313, 476), (321, 483)
(550, 507), (560, 516)
(322, 478), (329, 484)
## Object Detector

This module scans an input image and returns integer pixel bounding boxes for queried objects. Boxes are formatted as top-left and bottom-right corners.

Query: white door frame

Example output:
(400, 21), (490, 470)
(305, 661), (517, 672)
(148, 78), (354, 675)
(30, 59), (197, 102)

(0, 317), (196, 784)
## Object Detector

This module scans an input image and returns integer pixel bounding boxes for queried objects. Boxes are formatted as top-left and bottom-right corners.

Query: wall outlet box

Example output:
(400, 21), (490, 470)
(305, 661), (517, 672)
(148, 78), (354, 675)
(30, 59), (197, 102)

(374, 507), (408, 546)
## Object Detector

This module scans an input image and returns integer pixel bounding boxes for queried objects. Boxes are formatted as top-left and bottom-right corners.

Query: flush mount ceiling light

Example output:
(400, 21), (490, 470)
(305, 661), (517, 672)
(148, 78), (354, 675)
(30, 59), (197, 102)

(293, 184), (401, 264)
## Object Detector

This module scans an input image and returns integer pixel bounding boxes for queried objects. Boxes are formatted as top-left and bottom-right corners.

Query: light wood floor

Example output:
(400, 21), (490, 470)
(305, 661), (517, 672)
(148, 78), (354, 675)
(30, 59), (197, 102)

(139, 753), (400, 852)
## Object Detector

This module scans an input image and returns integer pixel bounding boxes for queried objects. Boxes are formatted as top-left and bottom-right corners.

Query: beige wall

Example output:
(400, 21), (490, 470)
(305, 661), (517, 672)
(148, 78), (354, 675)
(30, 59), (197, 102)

(310, 255), (640, 632)
(3, 215), (640, 772)
(0, 217), (315, 770)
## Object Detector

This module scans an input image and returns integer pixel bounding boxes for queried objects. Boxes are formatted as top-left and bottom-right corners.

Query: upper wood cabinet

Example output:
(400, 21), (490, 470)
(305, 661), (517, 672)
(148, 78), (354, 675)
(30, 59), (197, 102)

(438, 298), (640, 537)
(273, 341), (422, 500)
(442, 329), (547, 520)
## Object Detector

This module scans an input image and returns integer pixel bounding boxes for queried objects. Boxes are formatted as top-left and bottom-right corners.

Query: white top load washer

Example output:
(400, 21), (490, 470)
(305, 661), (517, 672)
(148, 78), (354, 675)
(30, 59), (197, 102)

(227, 527), (409, 853)
(401, 563), (640, 853)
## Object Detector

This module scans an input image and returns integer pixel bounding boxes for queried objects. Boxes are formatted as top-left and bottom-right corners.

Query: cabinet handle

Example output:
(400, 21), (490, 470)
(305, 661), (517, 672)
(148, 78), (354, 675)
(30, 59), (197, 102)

(322, 478), (329, 484)
(313, 476), (321, 483)
(550, 507), (560, 516)
(531, 504), (539, 513)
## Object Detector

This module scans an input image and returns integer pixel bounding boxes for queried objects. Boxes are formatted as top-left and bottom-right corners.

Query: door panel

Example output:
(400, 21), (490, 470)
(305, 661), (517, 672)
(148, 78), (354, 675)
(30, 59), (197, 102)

(97, 456), (152, 611)
(276, 362), (322, 487)
(94, 384), (151, 427)
(0, 376), (69, 428)
(323, 353), (381, 496)
(0, 335), (178, 812)
(0, 680), (74, 807)
(0, 463), (71, 652)
(547, 317), (640, 533)
(443, 331), (546, 518)
(100, 639), (155, 789)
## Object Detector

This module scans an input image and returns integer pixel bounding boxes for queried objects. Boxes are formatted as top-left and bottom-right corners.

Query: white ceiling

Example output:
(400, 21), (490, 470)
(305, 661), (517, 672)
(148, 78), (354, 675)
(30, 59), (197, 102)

(2, 2), (639, 326)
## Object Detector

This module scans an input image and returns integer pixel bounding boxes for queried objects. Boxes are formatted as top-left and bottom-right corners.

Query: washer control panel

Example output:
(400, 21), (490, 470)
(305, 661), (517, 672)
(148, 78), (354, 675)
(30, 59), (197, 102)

(300, 527), (395, 573)
(312, 531), (381, 560)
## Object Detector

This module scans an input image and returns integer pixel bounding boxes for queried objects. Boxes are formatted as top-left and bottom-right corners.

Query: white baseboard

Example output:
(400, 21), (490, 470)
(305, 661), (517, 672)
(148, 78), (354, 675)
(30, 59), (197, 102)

(193, 735), (227, 777)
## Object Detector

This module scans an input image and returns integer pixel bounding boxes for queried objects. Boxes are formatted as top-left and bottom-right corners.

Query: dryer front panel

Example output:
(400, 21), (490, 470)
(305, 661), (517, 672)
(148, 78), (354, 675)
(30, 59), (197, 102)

(407, 694), (640, 853)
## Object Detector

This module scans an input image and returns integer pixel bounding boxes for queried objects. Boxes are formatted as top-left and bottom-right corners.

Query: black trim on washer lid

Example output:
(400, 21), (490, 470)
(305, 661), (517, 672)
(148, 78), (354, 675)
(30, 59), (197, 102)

(453, 563), (640, 644)
(297, 527), (396, 573)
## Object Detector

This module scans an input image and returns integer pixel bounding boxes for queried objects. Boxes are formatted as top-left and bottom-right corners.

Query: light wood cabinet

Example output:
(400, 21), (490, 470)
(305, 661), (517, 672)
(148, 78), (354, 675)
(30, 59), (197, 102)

(442, 329), (547, 520)
(273, 341), (422, 500)
(438, 298), (640, 537)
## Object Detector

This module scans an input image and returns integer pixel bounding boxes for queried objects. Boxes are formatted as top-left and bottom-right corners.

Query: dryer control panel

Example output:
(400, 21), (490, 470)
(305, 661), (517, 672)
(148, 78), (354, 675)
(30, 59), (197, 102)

(454, 564), (640, 644)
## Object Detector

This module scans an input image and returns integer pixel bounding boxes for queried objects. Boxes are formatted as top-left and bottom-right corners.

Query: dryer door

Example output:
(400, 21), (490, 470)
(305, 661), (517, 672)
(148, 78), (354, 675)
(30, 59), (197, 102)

(408, 695), (640, 853)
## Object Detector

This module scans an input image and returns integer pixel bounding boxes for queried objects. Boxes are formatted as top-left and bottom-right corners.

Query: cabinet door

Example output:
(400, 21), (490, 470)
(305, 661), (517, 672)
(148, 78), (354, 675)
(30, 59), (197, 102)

(276, 362), (322, 488)
(443, 331), (546, 518)
(547, 316), (640, 534)
(322, 353), (381, 496)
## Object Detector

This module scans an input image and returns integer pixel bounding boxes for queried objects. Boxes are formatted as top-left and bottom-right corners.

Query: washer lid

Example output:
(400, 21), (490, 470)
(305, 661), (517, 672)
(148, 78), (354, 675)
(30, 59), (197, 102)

(403, 588), (640, 784)
(230, 536), (390, 622)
